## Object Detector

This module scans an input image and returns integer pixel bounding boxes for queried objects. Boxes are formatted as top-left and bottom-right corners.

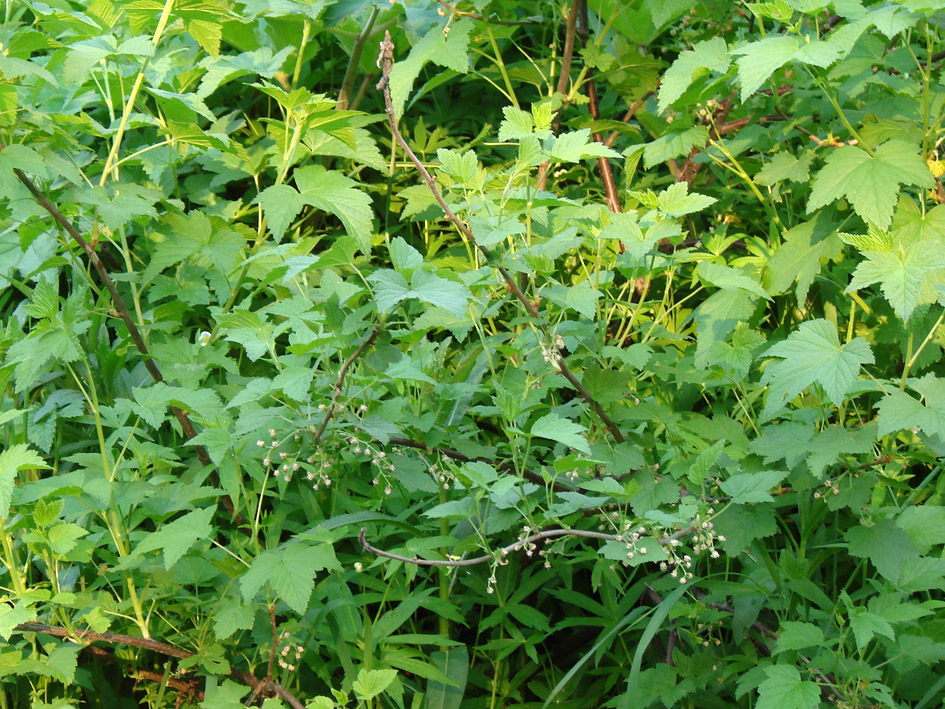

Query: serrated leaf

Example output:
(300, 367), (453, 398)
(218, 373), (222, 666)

(353, 669), (398, 701)
(877, 375), (945, 440)
(256, 184), (304, 240)
(764, 214), (843, 302)
(436, 148), (479, 186)
(657, 182), (717, 218)
(0, 443), (48, 518)
(133, 506), (215, 569)
(755, 151), (813, 186)
(545, 129), (621, 162)
(643, 125), (708, 169)
(295, 165), (374, 254)
(368, 269), (469, 316)
(845, 519), (917, 581)
(698, 262), (770, 300)
(774, 621), (825, 653)
(719, 469), (786, 503)
(732, 36), (799, 101)
(756, 665), (820, 709)
(657, 38), (730, 113)
(498, 106), (535, 140)
(849, 608), (895, 651)
(761, 319), (873, 416)
(530, 413), (591, 454)
(807, 140), (934, 228)
(240, 541), (339, 615)
(846, 240), (945, 321)
(388, 20), (472, 119)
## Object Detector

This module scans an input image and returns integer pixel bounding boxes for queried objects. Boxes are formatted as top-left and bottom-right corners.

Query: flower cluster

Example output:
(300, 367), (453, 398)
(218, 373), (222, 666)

(276, 632), (303, 672)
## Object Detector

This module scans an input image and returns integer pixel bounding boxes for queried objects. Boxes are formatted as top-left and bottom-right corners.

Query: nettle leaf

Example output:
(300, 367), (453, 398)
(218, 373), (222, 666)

(845, 519), (918, 581)
(0, 444), (48, 518)
(755, 150), (814, 186)
(389, 19), (473, 119)
(698, 262), (770, 300)
(719, 470), (787, 504)
(877, 374), (945, 440)
(255, 184), (304, 240)
(756, 664), (820, 709)
(436, 148), (480, 186)
(761, 319), (873, 417)
(368, 269), (470, 316)
(732, 36), (799, 100)
(807, 140), (934, 228)
(657, 182), (717, 218)
(530, 413), (591, 455)
(774, 621), (825, 653)
(642, 125), (708, 169)
(544, 129), (621, 162)
(132, 506), (215, 570)
(353, 669), (399, 702)
(657, 38), (730, 113)
(846, 239), (945, 321)
(295, 165), (374, 254)
(764, 213), (843, 302)
(498, 106), (535, 140)
(240, 541), (339, 615)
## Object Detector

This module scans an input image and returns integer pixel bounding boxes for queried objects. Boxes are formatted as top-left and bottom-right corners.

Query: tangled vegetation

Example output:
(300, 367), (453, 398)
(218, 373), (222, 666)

(3, 0), (945, 707)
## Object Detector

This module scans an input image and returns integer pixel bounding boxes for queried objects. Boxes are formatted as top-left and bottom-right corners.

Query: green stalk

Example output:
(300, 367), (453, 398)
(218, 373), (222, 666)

(337, 7), (379, 109)
(900, 309), (945, 390)
(292, 19), (313, 89)
(484, 24), (519, 109)
(0, 516), (25, 594)
(99, 0), (177, 185)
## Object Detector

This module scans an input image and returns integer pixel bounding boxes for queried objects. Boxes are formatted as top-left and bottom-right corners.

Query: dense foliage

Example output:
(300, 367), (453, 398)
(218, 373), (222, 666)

(3, 0), (945, 706)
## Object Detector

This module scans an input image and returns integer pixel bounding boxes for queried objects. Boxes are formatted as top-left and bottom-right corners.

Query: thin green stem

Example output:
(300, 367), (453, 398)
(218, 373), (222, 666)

(337, 7), (379, 108)
(100, 0), (176, 185)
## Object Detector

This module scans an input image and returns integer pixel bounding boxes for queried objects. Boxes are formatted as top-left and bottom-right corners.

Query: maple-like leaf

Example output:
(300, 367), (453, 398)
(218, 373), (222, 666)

(761, 319), (874, 418)
(807, 140), (934, 228)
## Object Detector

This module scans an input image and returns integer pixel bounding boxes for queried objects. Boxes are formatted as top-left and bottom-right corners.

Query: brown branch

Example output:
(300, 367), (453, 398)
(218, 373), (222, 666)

(312, 326), (380, 443)
(537, 1), (582, 191)
(376, 32), (624, 444)
(15, 622), (305, 708)
(605, 92), (652, 148)
(134, 669), (203, 701)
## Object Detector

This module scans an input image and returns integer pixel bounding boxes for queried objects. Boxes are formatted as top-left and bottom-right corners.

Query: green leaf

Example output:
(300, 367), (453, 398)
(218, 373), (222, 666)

(0, 443), (47, 518)
(132, 506), (215, 570)
(774, 621), (825, 653)
(545, 129), (621, 162)
(368, 269), (470, 316)
(43, 643), (80, 684)
(698, 262), (770, 300)
(295, 165), (374, 254)
(498, 106), (536, 140)
(845, 519), (918, 581)
(756, 664), (820, 709)
(0, 144), (47, 192)
(389, 20), (473, 119)
(719, 470), (787, 504)
(657, 182), (717, 218)
(240, 541), (339, 615)
(437, 148), (480, 186)
(0, 601), (37, 641)
(643, 125), (708, 169)
(256, 184), (305, 240)
(761, 319), (873, 417)
(657, 38), (730, 113)
(427, 645), (468, 709)
(732, 36), (799, 101)
(353, 669), (398, 701)
(530, 413), (591, 455)
(755, 151), (813, 186)
(877, 375), (945, 440)
(895, 556), (945, 593)
(764, 214), (843, 302)
(846, 239), (945, 321)
(807, 140), (934, 228)
(199, 680), (249, 709)
(849, 608), (895, 651)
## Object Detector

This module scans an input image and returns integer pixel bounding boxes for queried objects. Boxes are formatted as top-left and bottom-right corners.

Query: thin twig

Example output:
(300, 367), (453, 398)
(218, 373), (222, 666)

(604, 92), (651, 148)
(14, 622), (307, 708)
(337, 6), (379, 109)
(312, 326), (381, 443)
(537, 1), (581, 191)
(359, 523), (696, 567)
(375, 32), (625, 444)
